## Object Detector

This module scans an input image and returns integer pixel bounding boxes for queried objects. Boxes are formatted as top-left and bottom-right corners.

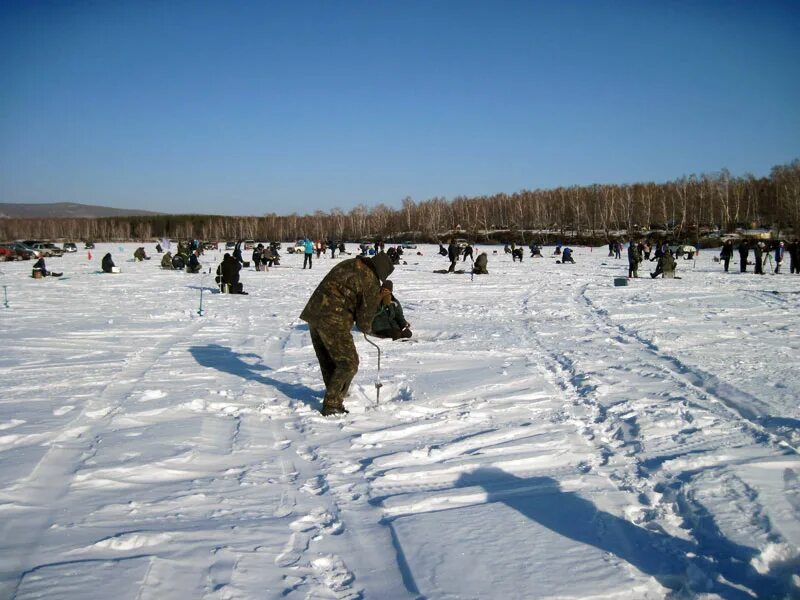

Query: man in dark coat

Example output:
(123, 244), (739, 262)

(217, 253), (247, 294)
(101, 253), (115, 273)
(252, 244), (264, 271)
(473, 252), (488, 274)
(300, 252), (394, 415)
(372, 280), (412, 340)
(233, 241), (244, 265)
(447, 240), (459, 273)
(790, 240), (800, 274)
(720, 240), (733, 272)
(187, 250), (202, 274)
(32, 257), (62, 277)
(738, 240), (749, 273)
(133, 247), (148, 261)
(462, 243), (473, 262)
(753, 241), (764, 275)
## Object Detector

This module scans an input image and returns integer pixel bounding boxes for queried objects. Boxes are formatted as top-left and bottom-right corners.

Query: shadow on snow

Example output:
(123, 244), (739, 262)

(189, 343), (321, 409)
(454, 468), (790, 600)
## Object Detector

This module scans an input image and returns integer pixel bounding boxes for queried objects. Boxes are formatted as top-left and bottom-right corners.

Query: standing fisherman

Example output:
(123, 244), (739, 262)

(628, 241), (642, 278)
(720, 240), (733, 272)
(737, 239), (749, 273)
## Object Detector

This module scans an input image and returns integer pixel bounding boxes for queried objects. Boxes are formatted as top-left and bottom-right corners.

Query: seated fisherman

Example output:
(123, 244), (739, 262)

(187, 249), (202, 273)
(161, 251), (174, 269)
(472, 252), (488, 274)
(32, 257), (62, 277)
(133, 247), (148, 261)
(651, 250), (677, 278)
(371, 280), (411, 340)
(216, 253), (247, 294)
(101, 253), (115, 273)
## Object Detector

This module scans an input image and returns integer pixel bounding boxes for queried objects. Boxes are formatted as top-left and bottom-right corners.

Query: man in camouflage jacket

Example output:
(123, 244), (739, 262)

(300, 252), (394, 415)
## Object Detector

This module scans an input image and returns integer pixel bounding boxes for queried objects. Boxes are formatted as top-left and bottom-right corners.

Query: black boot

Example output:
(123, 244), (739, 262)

(320, 404), (349, 416)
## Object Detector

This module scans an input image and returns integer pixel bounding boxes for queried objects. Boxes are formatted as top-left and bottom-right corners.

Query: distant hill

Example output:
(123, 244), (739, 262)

(0, 202), (163, 219)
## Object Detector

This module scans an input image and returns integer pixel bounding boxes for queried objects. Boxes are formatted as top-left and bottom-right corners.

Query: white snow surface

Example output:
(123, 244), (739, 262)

(1, 243), (799, 600)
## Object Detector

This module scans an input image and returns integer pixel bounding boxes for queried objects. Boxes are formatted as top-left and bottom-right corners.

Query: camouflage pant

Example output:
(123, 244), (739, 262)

(309, 325), (359, 410)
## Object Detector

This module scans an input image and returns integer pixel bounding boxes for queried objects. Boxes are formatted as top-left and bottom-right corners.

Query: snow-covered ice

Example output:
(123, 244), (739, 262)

(0, 243), (798, 599)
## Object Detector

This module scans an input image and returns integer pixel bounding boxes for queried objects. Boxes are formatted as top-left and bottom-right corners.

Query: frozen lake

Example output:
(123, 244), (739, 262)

(0, 242), (798, 599)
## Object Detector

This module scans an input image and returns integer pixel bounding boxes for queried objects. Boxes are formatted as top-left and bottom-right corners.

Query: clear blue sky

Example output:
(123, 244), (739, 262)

(1, 1), (798, 215)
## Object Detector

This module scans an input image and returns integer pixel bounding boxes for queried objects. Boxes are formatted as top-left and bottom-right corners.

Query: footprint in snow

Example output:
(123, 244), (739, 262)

(301, 475), (328, 496)
(310, 554), (360, 598)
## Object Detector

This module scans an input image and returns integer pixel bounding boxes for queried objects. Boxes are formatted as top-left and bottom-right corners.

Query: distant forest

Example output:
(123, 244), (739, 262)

(2, 160), (799, 244)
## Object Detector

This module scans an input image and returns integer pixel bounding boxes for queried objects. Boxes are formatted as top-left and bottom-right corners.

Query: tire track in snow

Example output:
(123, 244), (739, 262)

(579, 286), (799, 454)
(518, 282), (797, 598)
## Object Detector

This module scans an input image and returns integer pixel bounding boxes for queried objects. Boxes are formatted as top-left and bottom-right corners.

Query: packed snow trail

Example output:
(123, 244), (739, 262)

(0, 244), (798, 599)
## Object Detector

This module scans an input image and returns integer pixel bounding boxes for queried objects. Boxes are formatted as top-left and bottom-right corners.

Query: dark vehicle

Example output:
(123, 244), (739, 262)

(84, 241), (95, 249)
(225, 241), (236, 251)
(202, 241), (217, 251)
(16, 241), (41, 258)
(2, 242), (35, 260)
(63, 242), (78, 253)
(401, 241), (417, 249)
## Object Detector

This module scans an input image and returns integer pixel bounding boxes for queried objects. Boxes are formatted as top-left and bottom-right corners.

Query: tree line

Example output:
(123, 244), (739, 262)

(2, 160), (798, 244)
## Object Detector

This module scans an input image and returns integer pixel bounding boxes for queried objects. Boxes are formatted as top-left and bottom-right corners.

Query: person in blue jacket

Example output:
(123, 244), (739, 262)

(303, 237), (314, 269)
(775, 241), (785, 274)
(561, 247), (575, 264)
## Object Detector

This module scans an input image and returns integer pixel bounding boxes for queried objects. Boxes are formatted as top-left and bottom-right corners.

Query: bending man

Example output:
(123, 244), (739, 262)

(300, 252), (394, 415)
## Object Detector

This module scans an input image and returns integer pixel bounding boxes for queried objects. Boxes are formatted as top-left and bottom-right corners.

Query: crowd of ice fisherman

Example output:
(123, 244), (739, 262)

(21, 235), (800, 415)
(29, 235), (800, 284)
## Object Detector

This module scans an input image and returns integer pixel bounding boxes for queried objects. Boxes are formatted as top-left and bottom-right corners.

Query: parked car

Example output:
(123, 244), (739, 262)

(29, 243), (52, 257)
(35, 242), (64, 257)
(202, 241), (217, 251)
(670, 244), (697, 259)
(63, 242), (78, 253)
(454, 238), (469, 249)
(225, 241), (236, 251)
(244, 239), (255, 250)
(400, 241), (417, 249)
(287, 240), (306, 254)
(0, 245), (19, 261)
(84, 241), (95, 249)
(17, 241), (42, 258)
(3, 242), (35, 260)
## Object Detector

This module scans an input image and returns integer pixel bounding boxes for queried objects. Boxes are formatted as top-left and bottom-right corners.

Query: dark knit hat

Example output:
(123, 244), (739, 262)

(370, 252), (394, 281)
(381, 279), (393, 291)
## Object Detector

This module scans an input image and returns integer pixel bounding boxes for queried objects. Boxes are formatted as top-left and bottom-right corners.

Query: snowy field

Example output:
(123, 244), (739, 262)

(0, 243), (798, 600)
